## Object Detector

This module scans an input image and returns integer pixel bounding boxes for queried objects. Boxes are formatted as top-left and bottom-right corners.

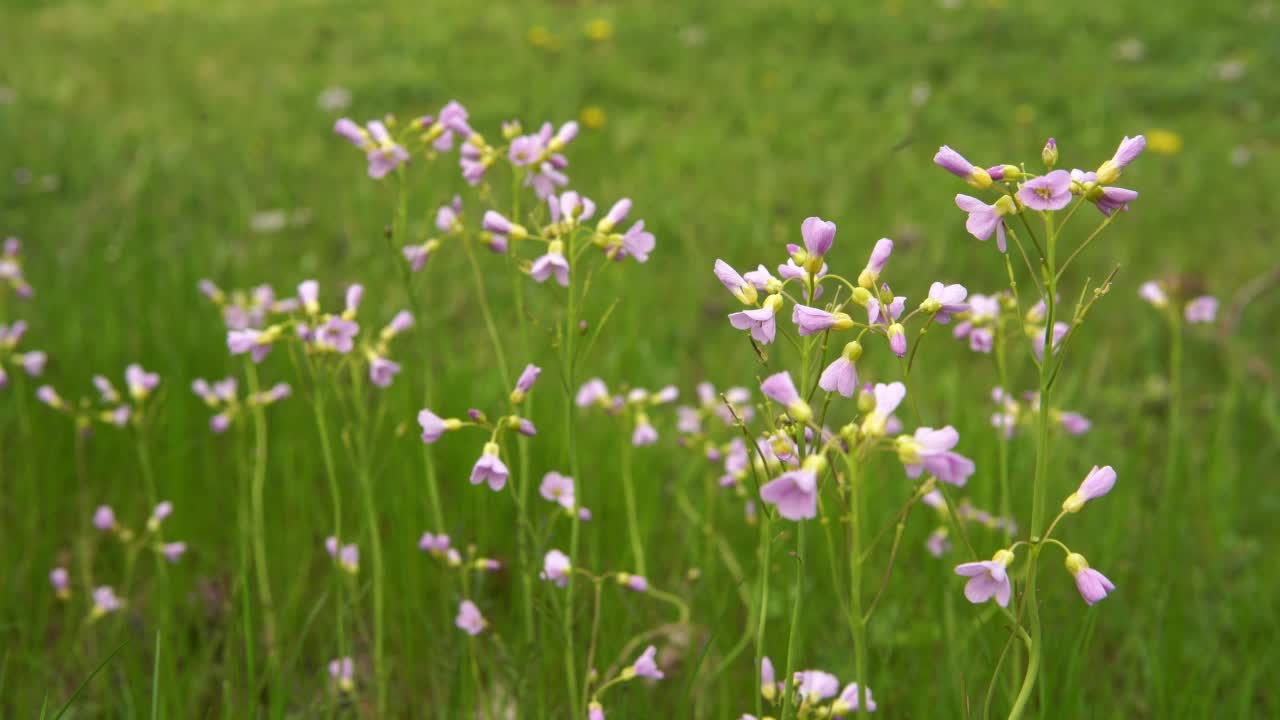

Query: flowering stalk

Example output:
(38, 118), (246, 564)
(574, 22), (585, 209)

(347, 361), (388, 715)
(244, 360), (278, 665)
(843, 449), (871, 716)
(307, 371), (348, 672)
(619, 432), (647, 576)
(1008, 213), (1058, 720)
(561, 224), (584, 720)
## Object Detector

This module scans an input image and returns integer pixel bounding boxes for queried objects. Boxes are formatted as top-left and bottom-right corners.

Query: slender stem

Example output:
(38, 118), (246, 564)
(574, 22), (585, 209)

(244, 361), (277, 667)
(847, 452), (870, 715)
(562, 229), (583, 720)
(311, 380), (348, 664)
(350, 373), (387, 715)
(583, 579), (604, 709)
(754, 513), (773, 719)
(779, 521), (807, 720)
(995, 320), (1012, 544)
(1164, 310), (1183, 506)
(1008, 210), (1059, 720)
(620, 435), (647, 575)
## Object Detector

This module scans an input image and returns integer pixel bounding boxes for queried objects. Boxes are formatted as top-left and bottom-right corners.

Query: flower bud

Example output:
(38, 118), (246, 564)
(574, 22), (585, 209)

(850, 287), (873, 307)
(1041, 138), (1058, 169)
(841, 341), (863, 363)
(1064, 552), (1088, 576)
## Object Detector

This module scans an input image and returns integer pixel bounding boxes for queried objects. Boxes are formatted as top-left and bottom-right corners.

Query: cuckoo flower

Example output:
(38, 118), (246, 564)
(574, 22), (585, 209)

(729, 294), (782, 344)
(955, 194), (1014, 252)
(617, 221), (655, 263)
(90, 586), (123, 618)
(470, 442), (509, 491)
(575, 379), (610, 408)
(436, 195), (464, 234)
(125, 364), (160, 401)
(858, 238), (894, 289)
(895, 426), (976, 486)
(539, 471), (576, 510)
(1017, 169), (1073, 211)
(329, 656), (355, 692)
(934, 145), (992, 188)
(316, 317), (359, 353)
(510, 364), (541, 403)
(794, 670), (841, 702)
(161, 542), (187, 563)
(50, 567), (70, 599)
(818, 341), (862, 398)
(227, 328), (276, 363)
(800, 216), (837, 262)
(1185, 296), (1218, 324)
(760, 371), (812, 423)
(632, 414), (658, 446)
(1058, 411), (1091, 435)
(417, 409), (461, 443)
(1139, 281), (1168, 308)
(759, 455), (826, 521)
(832, 682), (877, 715)
(860, 382), (906, 438)
(531, 241), (570, 286)
(368, 356), (401, 388)
(628, 646), (664, 680)
(921, 282), (969, 323)
(1065, 553), (1115, 606)
(792, 305), (853, 336)
(1062, 465), (1116, 513)
(714, 260), (759, 306)
(541, 549), (571, 587)
(456, 600), (487, 635)
(955, 549), (1015, 607)
(1096, 134), (1146, 184)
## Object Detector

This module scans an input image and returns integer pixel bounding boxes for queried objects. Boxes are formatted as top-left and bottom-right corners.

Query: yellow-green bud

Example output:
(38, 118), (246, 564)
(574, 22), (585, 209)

(510, 224), (530, 241)
(851, 287), (873, 307)
(920, 297), (943, 314)
(482, 441), (501, 457)
(762, 293), (783, 313)
(830, 312), (854, 331)
(765, 277), (783, 294)
(966, 166), (993, 190)
(788, 399), (813, 424)
(857, 387), (875, 413)
(857, 268), (878, 289)
(894, 434), (922, 465)
(841, 341), (863, 362)
(1042, 139), (1059, 169)
(994, 194), (1018, 216)
(801, 453), (828, 475)
(1096, 160), (1120, 185)
(1064, 552), (1088, 575)
(992, 548), (1016, 567)
(1062, 491), (1085, 514)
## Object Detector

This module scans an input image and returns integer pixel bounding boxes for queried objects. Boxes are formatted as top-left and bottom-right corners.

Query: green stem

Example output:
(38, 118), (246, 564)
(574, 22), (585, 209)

(562, 230), (583, 720)
(311, 381), (348, 665)
(1008, 212), (1058, 720)
(779, 521), (807, 720)
(244, 361), (277, 667)
(620, 435), (647, 575)
(847, 452), (869, 715)
(754, 512), (773, 719)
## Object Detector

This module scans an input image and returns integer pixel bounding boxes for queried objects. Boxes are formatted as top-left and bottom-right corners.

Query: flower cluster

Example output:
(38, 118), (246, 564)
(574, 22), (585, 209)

(939, 136), (1145, 253)
(0, 320), (46, 388)
(990, 387), (1091, 438)
(192, 376), (291, 433)
(0, 237), (33, 298)
(956, 465), (1117, 607)
(37, 363), (161, 430)
(745, 657), (876, 717)
(1139, 280), (1218, 324)
(199, 279), (299, 330)
(576, 378), (679, 447)
(53, 501), (188, 621)
(223, 280), (413, 388)
(418, 363), (543, 491)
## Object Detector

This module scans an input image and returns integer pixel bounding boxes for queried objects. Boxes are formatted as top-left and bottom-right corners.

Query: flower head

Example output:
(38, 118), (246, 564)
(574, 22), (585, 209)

(792, 305), (853, 336)
(1062, 465), (1116, 513)
(456, 599), (488, 635)
(542, 549), (571, 587)
(954, 549), (1015, 607)
(539, 471), (576, 510)
(935, 146), (992, 188)
(729, 294), (783, 344)
(1017, 169), (1073, 211)
(628, 645), (664, 680)
(1185, 296), (1218, 324)
(1096, 134), (1146, 184)
(1065, 553), (1115, 606)
(761, 371), (812, 424)
(955, 194), (1015, 252)
(328, 656), (355, 692)
(818, 341), (862, 398)
(470, 442), (509, 491)
(714, 260), (758, 306)
(895, 426), (976, 486)
(90, 586), (123, 618)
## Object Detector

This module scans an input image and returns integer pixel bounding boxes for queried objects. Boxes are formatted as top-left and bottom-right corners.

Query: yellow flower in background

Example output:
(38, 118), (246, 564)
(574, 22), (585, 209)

(527, 25), (561, 52)
(1145, 129), (1184, 155)
(580, 106), (607, 130)
(584, 18), (613, 42)
(1014, 104), (1035, 125)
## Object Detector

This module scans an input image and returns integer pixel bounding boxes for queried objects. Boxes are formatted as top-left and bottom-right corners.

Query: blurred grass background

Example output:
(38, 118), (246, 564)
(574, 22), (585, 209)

(2, 0), (1278, 716)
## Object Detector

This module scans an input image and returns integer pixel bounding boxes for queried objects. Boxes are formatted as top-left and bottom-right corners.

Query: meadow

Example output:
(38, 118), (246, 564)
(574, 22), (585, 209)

(1, 0), (1278, 717)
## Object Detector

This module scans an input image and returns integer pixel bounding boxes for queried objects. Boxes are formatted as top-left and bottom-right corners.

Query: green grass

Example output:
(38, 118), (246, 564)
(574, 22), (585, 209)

(2, 0), (1278, 717)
